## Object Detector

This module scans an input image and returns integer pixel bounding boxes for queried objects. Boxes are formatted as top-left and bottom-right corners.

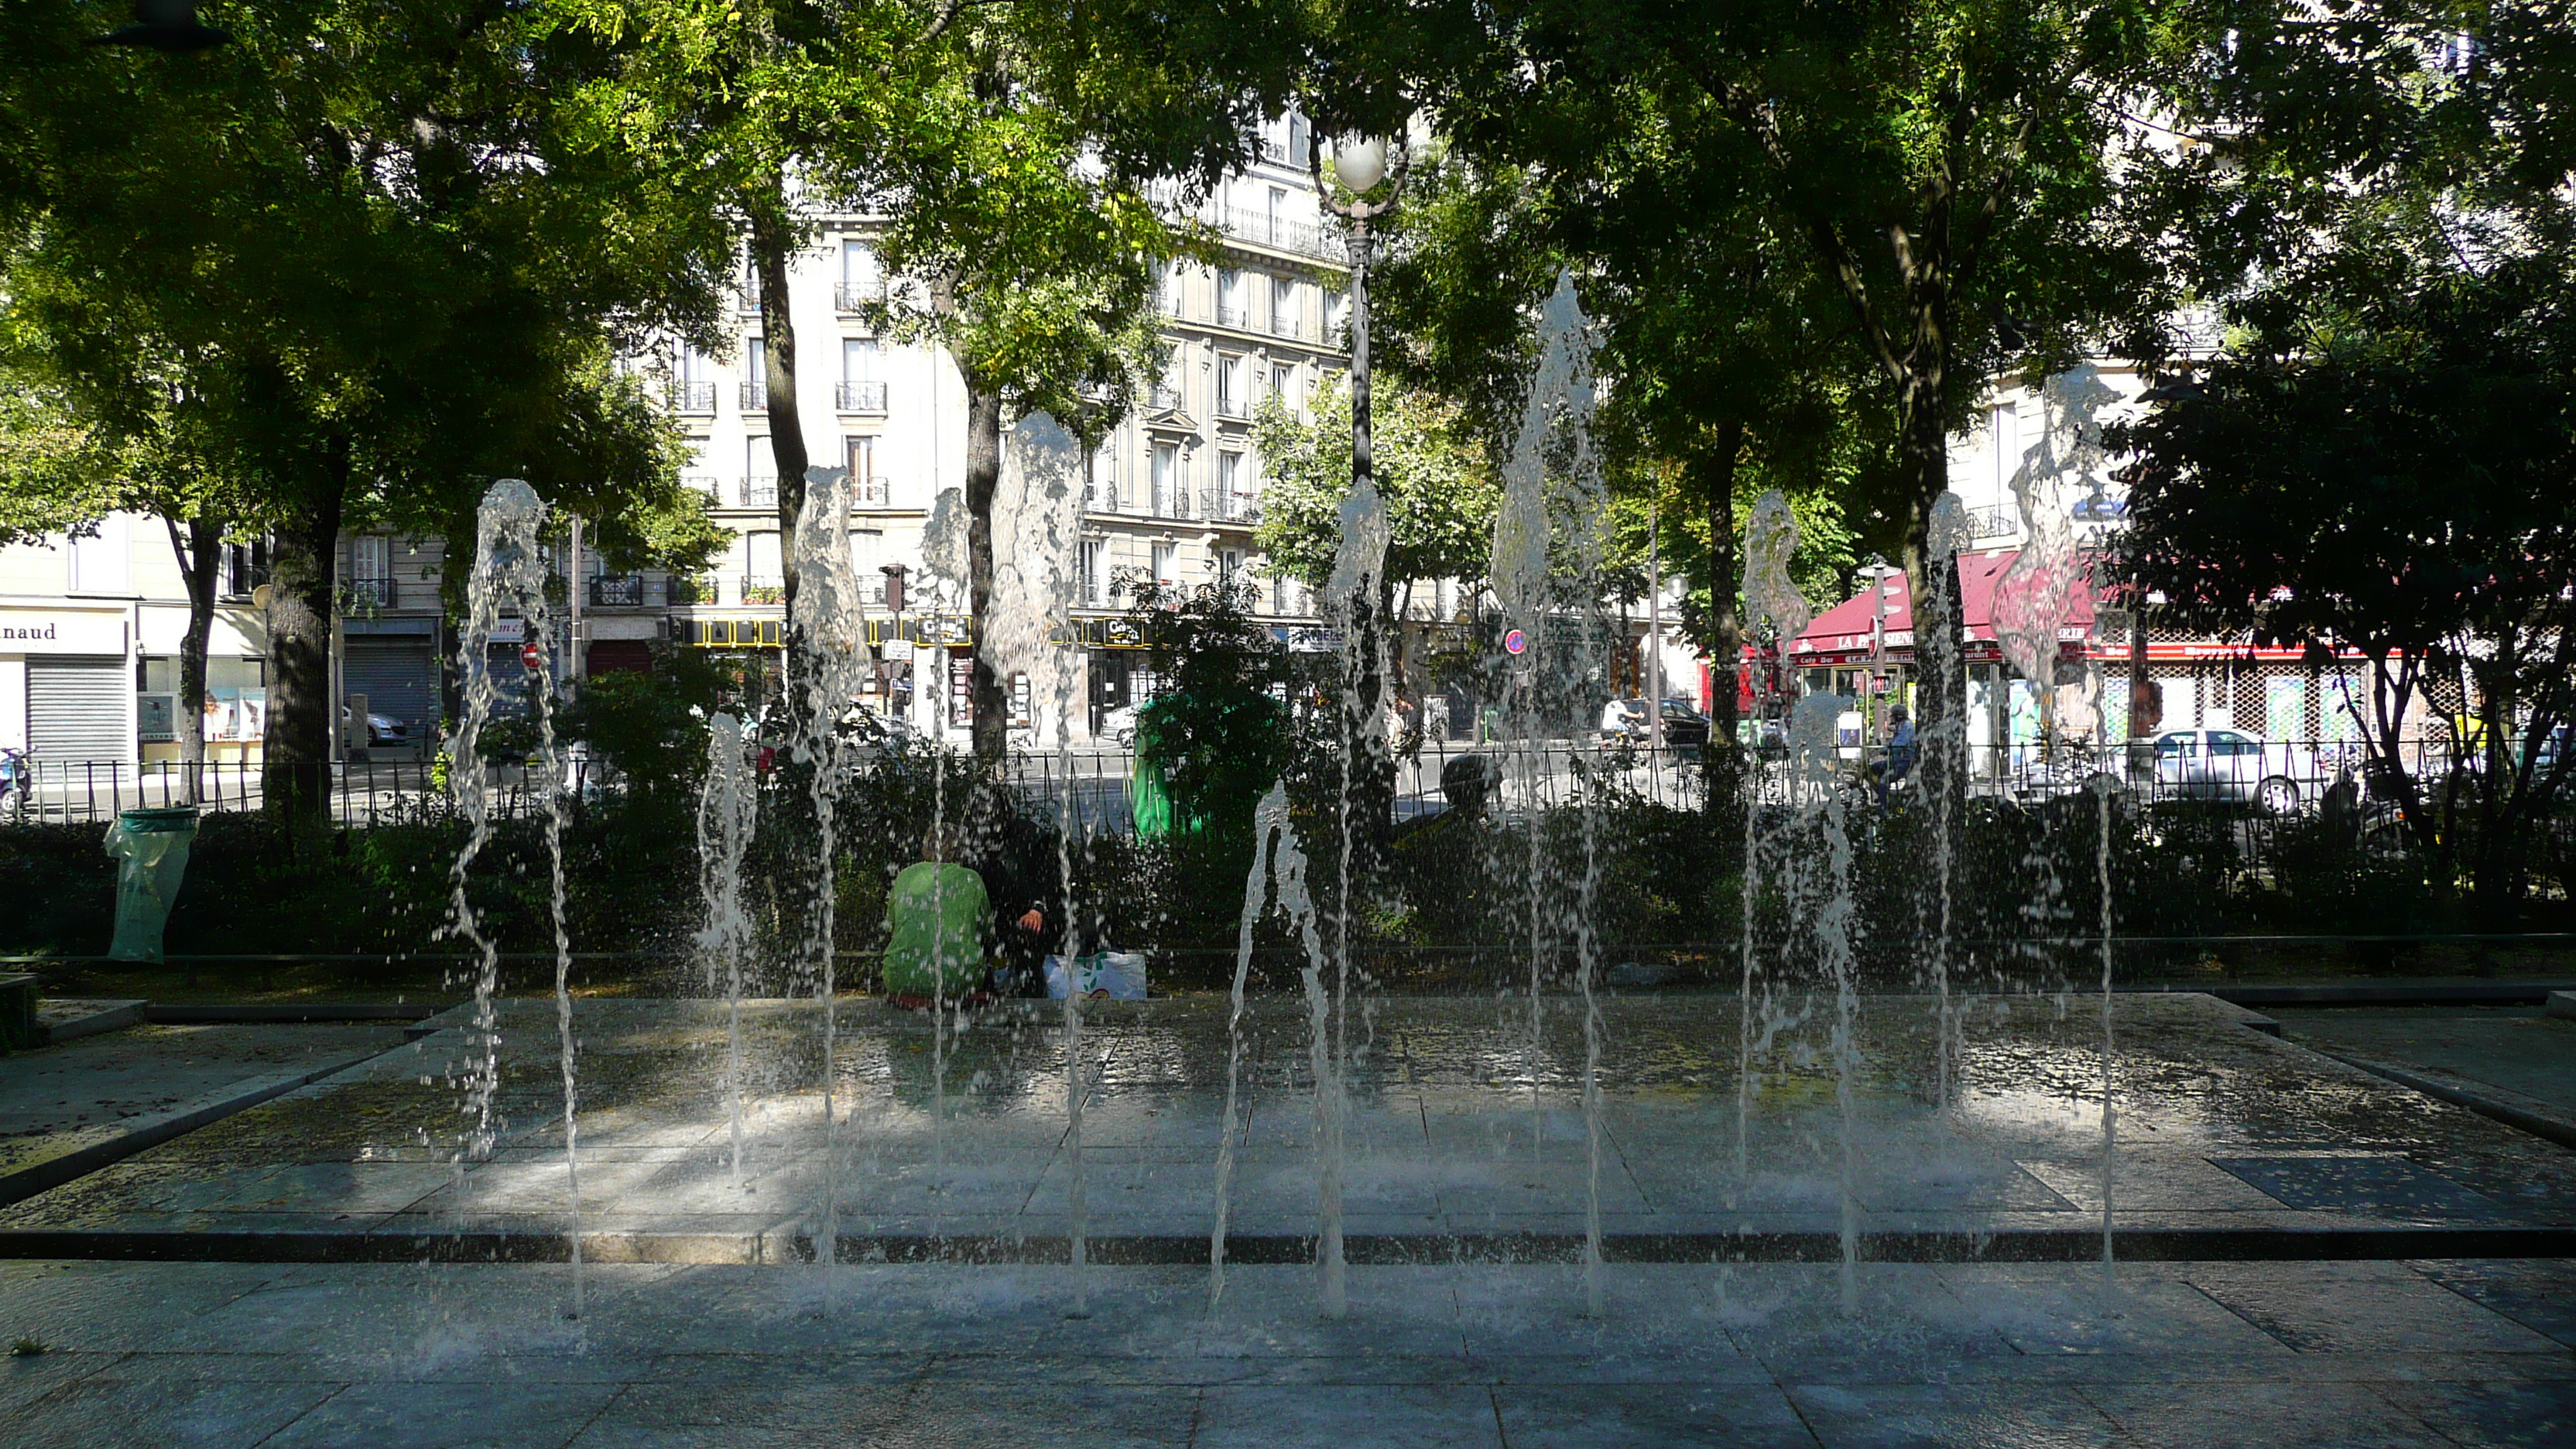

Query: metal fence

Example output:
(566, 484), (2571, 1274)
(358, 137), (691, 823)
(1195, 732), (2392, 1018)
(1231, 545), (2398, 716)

(3, 735), (2547, 836)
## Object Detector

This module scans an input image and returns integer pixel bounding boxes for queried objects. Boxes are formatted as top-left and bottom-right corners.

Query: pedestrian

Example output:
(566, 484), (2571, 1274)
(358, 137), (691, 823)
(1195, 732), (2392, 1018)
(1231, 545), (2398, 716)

(1873, 704), (1917, 806)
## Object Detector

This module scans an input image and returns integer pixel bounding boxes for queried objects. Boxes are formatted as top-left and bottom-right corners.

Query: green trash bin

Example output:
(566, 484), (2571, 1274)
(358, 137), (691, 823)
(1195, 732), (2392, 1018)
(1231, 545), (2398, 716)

(104, 806), (200, 963)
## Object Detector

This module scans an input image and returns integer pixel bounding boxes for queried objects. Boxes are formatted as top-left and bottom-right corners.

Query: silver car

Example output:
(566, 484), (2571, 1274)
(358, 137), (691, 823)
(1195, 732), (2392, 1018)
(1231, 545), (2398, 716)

(2150, 729), (2319, 814)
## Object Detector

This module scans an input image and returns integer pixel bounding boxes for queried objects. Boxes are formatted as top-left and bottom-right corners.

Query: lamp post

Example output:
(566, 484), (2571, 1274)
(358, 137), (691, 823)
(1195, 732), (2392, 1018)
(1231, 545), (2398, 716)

(1310, 133), (1404, 513)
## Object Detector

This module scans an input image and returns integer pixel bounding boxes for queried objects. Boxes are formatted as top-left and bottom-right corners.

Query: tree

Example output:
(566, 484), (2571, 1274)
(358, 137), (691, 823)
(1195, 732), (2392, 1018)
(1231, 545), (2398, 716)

(4, 0), (728, 830)
(2113, 3), (2576, 916)
(1249, 379), (1499, 697)
(866, 46), (1175, 764)
(1410, 0), (2222, 795)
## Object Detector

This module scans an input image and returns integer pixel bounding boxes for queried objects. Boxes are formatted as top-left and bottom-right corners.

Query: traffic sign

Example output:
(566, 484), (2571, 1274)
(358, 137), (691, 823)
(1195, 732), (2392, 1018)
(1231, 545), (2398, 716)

(1503, 629), (1527, 656)
(521, 642), (541, 670)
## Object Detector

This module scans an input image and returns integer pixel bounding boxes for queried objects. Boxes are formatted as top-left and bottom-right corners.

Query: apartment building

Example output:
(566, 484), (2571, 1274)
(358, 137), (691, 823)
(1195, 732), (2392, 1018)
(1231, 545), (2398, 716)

(659, 119), (1347, 742)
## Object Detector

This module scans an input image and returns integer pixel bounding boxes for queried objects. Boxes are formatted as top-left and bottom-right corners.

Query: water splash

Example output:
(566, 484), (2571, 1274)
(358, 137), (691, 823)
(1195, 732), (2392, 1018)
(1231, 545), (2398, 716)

(1318, 474), (1388, 1321)
(2094, 772), (2119, 1279)
(1738, 490), (1810, 1179)
(790, 464), (865, 1306)
(995, 413), (1091, 1313)
(1210, 786), (1329, 1314)
(1924, 491), (1975, 1110)
(697, 712), (759, 1187)
(447, 478), (584, 1319)
(1787, 693), (1860, 1311)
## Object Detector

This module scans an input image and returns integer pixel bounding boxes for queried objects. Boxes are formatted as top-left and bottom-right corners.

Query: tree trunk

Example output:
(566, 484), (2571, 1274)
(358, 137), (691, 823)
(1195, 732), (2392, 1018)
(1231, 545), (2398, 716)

(1895, 343), (1966, 810)
(964, 383), (1008, 764)
(165, 515), (222, 807)
(1701, 423), (1743, 745)
(751, 199), (810, 606)
(264, 464), (345, 835)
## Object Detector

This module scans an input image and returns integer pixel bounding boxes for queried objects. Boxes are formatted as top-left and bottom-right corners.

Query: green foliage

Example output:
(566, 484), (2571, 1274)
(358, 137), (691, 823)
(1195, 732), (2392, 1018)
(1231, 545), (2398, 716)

(556, 647), (738, 794)
(1249, 380), (1499, 595)
(1125, 576), (1292, 839)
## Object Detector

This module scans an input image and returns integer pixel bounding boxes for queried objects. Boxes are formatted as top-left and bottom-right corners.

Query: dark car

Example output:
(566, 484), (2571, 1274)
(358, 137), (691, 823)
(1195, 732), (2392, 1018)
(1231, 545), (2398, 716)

(1654, 698), (1712, 748)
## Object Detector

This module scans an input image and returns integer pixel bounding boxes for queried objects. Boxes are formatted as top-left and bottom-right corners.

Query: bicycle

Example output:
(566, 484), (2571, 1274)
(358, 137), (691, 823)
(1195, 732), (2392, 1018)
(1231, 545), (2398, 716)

(2, 746), (31, 823)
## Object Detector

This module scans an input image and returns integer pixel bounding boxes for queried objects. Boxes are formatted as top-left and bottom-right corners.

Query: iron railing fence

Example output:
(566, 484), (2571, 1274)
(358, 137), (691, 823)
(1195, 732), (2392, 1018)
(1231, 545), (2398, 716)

(7, 736), (2559, 838)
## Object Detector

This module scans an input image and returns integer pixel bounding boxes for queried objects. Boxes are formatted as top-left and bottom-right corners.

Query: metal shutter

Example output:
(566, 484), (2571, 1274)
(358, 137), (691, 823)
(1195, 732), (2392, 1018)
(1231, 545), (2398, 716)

(28, 655), (129, 764)
(343, 639), (440, 735)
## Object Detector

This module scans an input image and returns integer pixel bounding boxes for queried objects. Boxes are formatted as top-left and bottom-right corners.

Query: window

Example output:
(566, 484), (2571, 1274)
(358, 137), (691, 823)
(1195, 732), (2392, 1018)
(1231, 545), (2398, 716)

(745, 341), (766, 383)
(847, 437), (880, 504)
(1152, 444), (1180, 516)
(1271, 362), (1296, 402)
(1272, 275), (1298, 336)
(1088, 444), (1115, 512)
(351, 535), (390, 581)
(1327, 289), (1348, 335)
(1219, 452), (1249, 520)
(1218, 269), (1246, 328)
(1159, 261), (1187, 317)
(1219, 548), (1242, 584)
(745, 437), (772, 480)
(221, 536), (269, 598)
(843, 338), (879, 381)
(839, 241), (880, 307)
(1217, 355), (1244, 416)
(1079, 540), (1105, 605)
(1992, 402), (2018, 505)
(1266, 187), (1287, 244)
(849, 528), (882, 581)
(746, 531), (783, 586)
(1152, 542), (1177, 587)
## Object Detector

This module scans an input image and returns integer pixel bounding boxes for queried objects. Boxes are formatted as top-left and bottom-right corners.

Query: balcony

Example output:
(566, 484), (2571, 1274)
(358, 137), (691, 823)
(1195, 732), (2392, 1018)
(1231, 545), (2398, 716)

(836, 380), (887, 413)
(742, 477), (779, 509)
(1216, 392), (1246, 420)
(1966, 505), (2017, 540)
(681, 474), (720, 498)
(670, 575), (720, 605)
(347, 576), (395, 608)
(671, 381), (716, 413)
(855, 474), (892, 507)
(738, 381), (768, 411)
(1204, 491), (1260, 526)
(1149, 385), (1183, 413)
(1272, 313), (1304, 341)
(742, 578), (786, 606)
(1217, 304), (1249, 330)
(587, 574), (644, 608)
(1259, 135), (1295, 166)
(834, 279), (886, 311)
(1218, 206), (1346, 263)
(1152, 488), (1191, 520)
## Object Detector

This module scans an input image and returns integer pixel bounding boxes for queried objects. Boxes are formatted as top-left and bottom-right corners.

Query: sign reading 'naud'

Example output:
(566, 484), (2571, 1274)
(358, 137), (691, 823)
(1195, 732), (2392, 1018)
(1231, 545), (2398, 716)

(0, 611), (126, 654)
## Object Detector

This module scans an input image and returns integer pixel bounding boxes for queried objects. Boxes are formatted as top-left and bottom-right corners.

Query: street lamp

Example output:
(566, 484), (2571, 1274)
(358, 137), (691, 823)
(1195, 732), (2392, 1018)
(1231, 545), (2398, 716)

(1310, 130), (1407, 516)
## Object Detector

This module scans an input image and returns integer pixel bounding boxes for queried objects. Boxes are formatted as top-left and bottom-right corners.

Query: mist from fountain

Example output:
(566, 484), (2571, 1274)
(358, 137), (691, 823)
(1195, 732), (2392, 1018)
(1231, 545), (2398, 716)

(447, 478), (584, 1317)
(696, 711), (759, 1187)
(1738, 491), (1812, 1181)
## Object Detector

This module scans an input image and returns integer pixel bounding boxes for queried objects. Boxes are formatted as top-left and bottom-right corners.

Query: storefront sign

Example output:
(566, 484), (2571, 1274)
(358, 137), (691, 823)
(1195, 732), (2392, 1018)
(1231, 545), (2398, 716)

(0, 611), (126, 655)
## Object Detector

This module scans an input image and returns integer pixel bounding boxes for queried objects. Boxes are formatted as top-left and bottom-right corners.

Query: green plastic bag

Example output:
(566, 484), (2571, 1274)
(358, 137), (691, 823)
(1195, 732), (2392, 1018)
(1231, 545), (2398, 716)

(104, 806), (199, 963)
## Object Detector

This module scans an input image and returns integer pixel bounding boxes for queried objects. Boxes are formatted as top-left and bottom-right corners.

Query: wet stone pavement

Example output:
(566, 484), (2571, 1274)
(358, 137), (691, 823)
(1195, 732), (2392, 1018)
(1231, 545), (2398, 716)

(3, 992), (2573, 1253)
(0, 1257), (2571, 1446)
(2, 992), (2572, 1444)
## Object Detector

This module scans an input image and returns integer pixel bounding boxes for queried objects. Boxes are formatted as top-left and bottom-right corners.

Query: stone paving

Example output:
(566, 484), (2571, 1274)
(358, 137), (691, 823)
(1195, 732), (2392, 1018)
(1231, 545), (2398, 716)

(1, 1256), (2571, 1446)
(2275, 1005), (2576, 1131)
(3, 992), (2571, 1257)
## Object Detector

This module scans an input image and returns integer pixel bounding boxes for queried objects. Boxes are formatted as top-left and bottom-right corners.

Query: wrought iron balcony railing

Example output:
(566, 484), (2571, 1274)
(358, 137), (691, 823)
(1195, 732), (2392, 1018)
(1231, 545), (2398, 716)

(347, 577), (395, 608)
(742, 477), (779, 509)
(836, 381), (887, 412)
(738, 381), (767, 411)
(671, 381), (716, 413)
(587, 574), (644, 607)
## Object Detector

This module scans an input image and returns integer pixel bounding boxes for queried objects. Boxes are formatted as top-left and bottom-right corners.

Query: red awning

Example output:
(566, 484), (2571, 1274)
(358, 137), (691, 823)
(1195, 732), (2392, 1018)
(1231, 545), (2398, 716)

(1786, 550), (2107, 665)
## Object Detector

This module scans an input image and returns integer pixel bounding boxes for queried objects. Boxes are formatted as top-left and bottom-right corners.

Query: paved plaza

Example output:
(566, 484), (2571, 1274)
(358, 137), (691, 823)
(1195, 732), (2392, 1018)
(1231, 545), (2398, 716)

(2, 992), (2571, 1444)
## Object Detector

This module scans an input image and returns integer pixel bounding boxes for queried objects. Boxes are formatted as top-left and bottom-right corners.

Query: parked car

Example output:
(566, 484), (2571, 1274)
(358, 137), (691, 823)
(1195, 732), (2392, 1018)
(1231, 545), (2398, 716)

(2149, 728), (2319, 814)
(340, 706), (406, 748)
(1099, 704), (1139, 748)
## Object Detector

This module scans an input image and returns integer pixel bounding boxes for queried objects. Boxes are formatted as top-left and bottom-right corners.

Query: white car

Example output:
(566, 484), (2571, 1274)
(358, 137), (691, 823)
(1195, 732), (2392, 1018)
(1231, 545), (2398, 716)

(2150, 729), (2321, 814)
(1098, 704), (1139, 748)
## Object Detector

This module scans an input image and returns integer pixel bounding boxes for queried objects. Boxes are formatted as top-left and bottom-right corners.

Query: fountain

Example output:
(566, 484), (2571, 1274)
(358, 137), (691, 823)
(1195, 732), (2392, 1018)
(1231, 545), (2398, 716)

(447, 477), (584, 1317)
